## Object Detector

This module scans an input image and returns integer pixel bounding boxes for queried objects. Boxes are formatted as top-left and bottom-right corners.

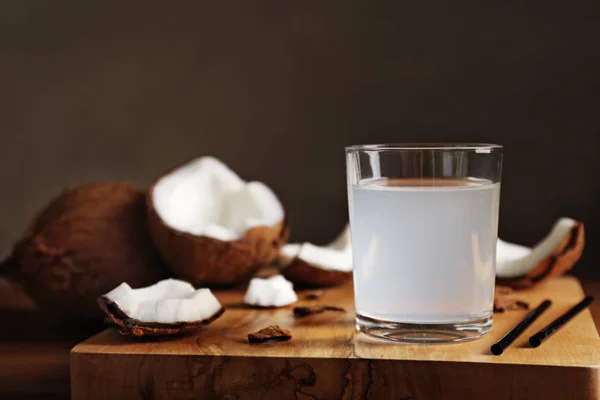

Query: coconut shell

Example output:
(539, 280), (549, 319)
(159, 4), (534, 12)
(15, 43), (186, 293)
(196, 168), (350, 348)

(248, 325), (292, 344)
(0, 182), (169, 325)
(496, 222), (585, 289)
(97, 295), (225, 336)
(282, 258), (352, 288)
(147, 186), (290, 287)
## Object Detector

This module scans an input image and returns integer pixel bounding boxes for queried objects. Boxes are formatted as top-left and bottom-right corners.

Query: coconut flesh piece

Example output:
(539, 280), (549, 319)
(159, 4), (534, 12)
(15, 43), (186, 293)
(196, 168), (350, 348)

(152, 157), (284, 241)
(243, 275), (298, 307)
(98, 279), (224, 336)
(496, 218), (585, 288)
(281, 225), (353, 287)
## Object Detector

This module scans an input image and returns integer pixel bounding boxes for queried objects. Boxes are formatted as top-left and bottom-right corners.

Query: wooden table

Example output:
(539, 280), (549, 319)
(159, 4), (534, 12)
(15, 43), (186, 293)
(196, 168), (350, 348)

(2, 277), (600, 399)
(71, 277), (600, 399)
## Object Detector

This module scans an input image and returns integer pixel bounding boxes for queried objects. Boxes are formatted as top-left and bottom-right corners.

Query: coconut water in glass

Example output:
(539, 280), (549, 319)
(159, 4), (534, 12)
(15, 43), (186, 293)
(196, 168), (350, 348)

(346, 144), (502, 343)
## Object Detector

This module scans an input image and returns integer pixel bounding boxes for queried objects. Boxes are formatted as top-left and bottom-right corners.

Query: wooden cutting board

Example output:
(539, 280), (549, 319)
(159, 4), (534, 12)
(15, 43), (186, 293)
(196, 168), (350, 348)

(71, 276), (600, 400)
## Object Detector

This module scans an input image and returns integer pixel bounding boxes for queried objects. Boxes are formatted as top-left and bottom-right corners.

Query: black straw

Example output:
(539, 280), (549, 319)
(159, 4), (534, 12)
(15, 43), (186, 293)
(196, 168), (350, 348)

(529, 296), (595, 348)
(490, 299), (552, 356)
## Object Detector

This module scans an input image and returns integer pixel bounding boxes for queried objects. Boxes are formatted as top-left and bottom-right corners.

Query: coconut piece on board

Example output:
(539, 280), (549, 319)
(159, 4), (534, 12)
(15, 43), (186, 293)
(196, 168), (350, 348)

(243, 275), (298, 307)
(280, 225), (353, 287)
(98, 279), (224, 336)
(148, 157), (289, 287)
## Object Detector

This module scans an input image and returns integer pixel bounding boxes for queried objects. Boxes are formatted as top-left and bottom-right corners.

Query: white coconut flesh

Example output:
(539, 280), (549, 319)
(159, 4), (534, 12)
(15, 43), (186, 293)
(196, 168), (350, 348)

(152, 156), (285, 241)
(103, 279), (222, 324)
(280, 224), (353, 272)
(496, 218), (578, 279)
(243, 275), (298, 307)
(277, 243), (301, 267)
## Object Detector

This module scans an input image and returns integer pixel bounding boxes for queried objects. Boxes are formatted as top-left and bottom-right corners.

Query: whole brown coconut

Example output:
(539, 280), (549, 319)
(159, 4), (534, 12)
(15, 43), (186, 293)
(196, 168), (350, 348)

(0, 182), (169, 325)
(147, 156), (289, 287)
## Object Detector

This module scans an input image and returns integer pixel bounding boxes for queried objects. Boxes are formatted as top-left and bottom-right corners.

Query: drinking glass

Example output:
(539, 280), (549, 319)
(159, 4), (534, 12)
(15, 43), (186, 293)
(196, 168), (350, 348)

(346, 143), (503, 343)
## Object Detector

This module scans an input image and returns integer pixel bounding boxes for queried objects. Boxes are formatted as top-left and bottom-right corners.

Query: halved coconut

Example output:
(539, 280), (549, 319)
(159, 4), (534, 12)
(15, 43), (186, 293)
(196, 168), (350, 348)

(244, 275), (298, 307)
(98, 278), (224, 336)
(496, 218), (584, 289)
(148, 157), (289, 286)
(280, 225), (352, 287)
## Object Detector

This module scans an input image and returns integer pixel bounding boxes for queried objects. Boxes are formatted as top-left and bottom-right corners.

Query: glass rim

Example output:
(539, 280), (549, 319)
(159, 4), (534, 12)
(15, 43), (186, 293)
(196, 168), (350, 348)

(345, 143), (502, 152)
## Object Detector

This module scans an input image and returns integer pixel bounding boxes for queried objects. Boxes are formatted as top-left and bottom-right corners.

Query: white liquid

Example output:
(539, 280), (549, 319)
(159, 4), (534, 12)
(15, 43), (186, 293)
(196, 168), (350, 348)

(349, 179), (500, 323)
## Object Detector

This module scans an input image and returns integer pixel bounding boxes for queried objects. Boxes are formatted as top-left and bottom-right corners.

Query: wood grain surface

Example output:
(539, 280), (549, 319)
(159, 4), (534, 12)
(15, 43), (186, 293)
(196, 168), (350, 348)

(71, 276), (600, 400)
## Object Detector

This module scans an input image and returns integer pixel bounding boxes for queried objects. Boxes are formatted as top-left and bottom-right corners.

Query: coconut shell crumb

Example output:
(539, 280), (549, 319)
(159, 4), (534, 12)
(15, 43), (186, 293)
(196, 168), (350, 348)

(495, 285), (513, 296)
(293, 305), (345, 318)
(304, 291), (324, 300)
(493, 296), (529, 313)
(248, 325), (292, 344)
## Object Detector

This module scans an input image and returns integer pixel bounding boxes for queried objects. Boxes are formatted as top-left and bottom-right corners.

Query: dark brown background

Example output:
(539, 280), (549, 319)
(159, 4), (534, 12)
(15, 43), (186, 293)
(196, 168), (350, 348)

(1, 1), (598, 276)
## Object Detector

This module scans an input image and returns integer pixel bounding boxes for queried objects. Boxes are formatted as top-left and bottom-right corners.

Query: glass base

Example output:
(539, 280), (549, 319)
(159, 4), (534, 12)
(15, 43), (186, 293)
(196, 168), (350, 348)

(356, 313), (492, 344)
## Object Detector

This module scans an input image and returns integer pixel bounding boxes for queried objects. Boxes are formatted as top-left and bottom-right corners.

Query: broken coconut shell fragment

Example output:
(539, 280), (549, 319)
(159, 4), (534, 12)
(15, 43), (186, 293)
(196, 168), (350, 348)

(98, 279), (224, 336)
(495, 285), (514, 296)
(0, 182), (169, 325)
(148, 157), (289, 287)
(304, 291), (324, 300)
(493, 297), (529, 313)
(248, 325), (292, 344)
(496, 218), (584, 289)
(281, 225), (352, 287)
(293, 305), (345, 318)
